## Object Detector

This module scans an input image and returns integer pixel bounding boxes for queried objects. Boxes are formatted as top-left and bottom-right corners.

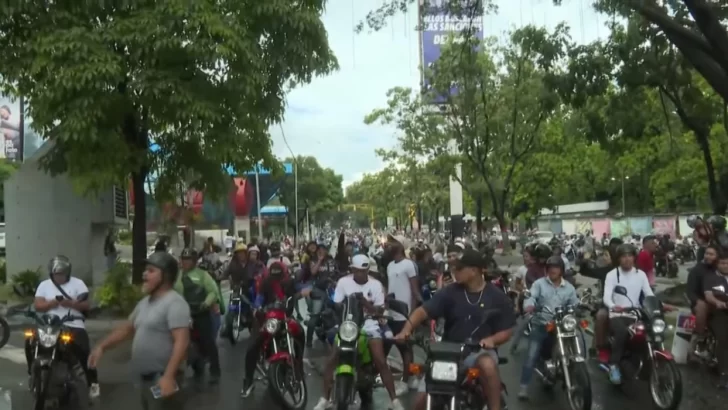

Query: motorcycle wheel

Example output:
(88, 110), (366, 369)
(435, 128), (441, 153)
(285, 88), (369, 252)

(566, 362), (592, 410)
(227, 313), (241, 345)
(267, 360), (307, 410)
(67, 363), (90, 410)
(648, 356), (682, 410)
(32, 368), (48, 410)
(334, 374), (354, 410)
(0, 316), (9, 349)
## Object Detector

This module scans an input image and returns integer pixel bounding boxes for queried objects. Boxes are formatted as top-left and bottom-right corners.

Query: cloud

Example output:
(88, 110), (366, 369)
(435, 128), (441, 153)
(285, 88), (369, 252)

(269, 0), (607, 188)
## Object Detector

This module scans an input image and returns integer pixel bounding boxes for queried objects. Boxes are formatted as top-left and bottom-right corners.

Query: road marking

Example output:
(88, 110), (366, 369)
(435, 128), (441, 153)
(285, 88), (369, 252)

(0, 344), (26, 365)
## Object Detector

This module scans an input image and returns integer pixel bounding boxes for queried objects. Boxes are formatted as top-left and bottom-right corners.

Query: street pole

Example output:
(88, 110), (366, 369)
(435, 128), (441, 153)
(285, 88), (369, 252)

(279, 123), (298, 246)
(254, 164), (263, 240)
(306, 208), (311, 240)
(621, 177), (626, 215)
(448, 139), (464, 241)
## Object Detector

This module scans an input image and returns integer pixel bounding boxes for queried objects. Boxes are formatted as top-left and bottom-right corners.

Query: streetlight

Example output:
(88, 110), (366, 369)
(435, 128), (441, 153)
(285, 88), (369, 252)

(279, 123), (299, 245)
(611, 176), (630, 214)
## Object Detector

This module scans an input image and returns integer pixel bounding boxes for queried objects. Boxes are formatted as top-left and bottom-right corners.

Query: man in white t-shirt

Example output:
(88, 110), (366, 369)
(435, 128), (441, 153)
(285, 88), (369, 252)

(385, 234), (420, 392)
(31, 256), (99, 399)
(314, 255), (404, 410)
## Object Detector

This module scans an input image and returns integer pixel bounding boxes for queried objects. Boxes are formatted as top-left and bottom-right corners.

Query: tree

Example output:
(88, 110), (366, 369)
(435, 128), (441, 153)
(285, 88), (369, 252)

(0, 2), (337, 281)
(278, 156), (344, 237)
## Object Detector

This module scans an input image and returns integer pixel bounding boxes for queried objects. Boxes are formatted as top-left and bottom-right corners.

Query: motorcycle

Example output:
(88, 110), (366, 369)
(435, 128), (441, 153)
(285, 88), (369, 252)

(226, 285), (255, 345)
(532, 305), (592, 410)
(655, 252), (678, 279)
(674, 243), (695, 264)
(257, 297), (307, 410)
(565, 241), (577, 262)
(305, 283), (337, 346)
(23, 309), (90, 410)
(599, 286), (682, 410)
(408, 310), (509, 410)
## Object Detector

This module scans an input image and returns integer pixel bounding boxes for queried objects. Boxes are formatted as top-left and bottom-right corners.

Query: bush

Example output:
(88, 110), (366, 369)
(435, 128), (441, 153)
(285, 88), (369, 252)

(95, 262), (143, 316)
(12, 268), (42, 296)
(117, 229), (132, 245)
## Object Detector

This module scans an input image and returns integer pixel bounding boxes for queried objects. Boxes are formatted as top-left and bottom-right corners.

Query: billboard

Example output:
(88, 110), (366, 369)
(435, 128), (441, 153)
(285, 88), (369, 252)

(0, 94), (42, 162)
(420, 0), (484, 104)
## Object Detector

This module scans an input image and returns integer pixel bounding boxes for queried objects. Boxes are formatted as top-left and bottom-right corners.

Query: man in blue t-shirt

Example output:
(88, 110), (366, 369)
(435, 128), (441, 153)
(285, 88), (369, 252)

(395, 249), (515, 410)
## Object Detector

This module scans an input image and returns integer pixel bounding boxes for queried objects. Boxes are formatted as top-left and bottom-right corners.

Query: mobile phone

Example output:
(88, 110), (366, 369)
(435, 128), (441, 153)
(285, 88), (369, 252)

(55, 295), (64, 302)
(150, 383), (179, 399)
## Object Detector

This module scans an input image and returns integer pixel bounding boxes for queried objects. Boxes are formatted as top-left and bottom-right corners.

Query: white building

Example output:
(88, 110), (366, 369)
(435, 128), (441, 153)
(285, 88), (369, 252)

(3, 141), (129, 285)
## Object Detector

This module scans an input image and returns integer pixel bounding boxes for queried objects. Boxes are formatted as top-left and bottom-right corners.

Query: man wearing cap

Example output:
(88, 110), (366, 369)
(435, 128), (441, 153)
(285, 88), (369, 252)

(385, 234), (420, 392)
(395, 249), (516, 410)
(313, 254), (404, 410)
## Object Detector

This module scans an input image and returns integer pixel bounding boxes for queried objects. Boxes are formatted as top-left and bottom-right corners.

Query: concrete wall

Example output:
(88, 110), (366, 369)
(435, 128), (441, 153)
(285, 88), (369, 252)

(3, 143), (123, 286)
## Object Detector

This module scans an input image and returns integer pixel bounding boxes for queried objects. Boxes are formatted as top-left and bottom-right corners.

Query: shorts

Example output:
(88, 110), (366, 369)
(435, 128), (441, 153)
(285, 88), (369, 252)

(388, 320), (407, 337)
(417, 349), (499, 393)
(362, 319), (393, 339)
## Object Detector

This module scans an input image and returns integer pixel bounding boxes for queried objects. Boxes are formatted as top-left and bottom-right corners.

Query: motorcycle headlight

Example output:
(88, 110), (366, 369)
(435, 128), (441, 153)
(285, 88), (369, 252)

(561, 315), (577, 331)
(338, 321), (359, 342)
(263, 319), (280, 334)
(652, 318), (666, 334)
(37, 327), (59, 348)
(668, 253), (675, 260)
(430, 361), (458, 381)
(429, 280), (437, 290)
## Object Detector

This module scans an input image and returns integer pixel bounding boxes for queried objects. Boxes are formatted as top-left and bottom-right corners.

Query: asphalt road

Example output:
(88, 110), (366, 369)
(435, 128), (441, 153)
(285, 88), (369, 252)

(0, 255), (720, 410)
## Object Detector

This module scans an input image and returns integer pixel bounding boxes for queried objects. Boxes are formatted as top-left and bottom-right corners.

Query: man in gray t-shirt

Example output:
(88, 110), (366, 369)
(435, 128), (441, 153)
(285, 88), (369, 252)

(89, 252), (191, 410)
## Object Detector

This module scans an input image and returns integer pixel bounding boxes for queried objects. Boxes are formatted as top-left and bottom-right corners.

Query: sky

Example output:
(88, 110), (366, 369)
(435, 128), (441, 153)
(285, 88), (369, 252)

(268, 0), (611, 191)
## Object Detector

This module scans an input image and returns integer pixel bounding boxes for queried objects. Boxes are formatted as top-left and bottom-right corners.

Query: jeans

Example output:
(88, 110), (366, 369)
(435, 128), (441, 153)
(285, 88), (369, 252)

(305, 298), (325, 346)
(25, 327), (98, 385)
(244, 329), (305, 382)
(510, 315), (530, 350)
(212, 312), (221, 338)
(609, 316), (633, 364)
(519, 325), (550, 386)
(191, 311), (221, 377)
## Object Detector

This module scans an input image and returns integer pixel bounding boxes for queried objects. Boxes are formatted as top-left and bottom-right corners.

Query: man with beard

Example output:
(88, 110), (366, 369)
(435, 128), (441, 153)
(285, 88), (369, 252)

(304, 243), (338, 347)
(687, 244), (719, 359)
(89, 252), (190, 409)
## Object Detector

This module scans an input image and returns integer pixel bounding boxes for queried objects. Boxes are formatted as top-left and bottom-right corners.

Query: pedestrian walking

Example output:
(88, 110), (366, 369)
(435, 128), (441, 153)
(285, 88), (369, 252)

(88, 252), (191, 410)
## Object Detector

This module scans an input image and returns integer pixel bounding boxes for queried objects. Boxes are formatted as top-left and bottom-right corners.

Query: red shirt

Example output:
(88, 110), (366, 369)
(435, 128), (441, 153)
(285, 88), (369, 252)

(636, 250), (655, 286)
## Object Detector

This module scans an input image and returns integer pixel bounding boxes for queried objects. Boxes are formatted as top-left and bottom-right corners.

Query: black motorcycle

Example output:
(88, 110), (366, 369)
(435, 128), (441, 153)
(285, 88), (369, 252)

(23, 310), (89, 410)
(409, 310), (509, 410)
(304, 283), (337, 347)
(226, 286), (254, 345)
(655, 253), (678, 279)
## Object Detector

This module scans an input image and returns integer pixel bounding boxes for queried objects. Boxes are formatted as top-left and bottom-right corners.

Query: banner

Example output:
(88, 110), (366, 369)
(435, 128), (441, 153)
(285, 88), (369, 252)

(653, 216), (676, 237)
(420, 0), (483, 104)
(0, 95), (23, 162)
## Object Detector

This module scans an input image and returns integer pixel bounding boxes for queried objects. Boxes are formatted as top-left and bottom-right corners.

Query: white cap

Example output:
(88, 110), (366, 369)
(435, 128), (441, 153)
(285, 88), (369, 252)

(350, 254), (371, 270)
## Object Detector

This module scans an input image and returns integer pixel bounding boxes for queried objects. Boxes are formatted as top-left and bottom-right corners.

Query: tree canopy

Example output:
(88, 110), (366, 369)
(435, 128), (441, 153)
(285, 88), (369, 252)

(0, 1), (336, 281)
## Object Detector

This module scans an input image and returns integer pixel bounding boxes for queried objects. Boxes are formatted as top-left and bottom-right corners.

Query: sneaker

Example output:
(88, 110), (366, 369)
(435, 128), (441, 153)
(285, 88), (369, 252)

(389, 398), (405, 410)
(313, 397), (333, 410)
(608, 365), (622, 384)
(89, 383), (100, 399)
(597, 348), (610, 364)
(240, 379), (255, 398)
(517, 384), (528, 400)
(394, 381), (408, 396)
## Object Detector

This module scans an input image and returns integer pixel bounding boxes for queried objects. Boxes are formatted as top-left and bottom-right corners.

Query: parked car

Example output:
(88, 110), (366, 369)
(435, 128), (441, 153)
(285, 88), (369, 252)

(533, 230), (555, 245)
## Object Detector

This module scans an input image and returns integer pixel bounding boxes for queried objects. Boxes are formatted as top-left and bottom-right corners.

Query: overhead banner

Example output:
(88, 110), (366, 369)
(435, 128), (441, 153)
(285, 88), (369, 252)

(420, 0), (484, 104)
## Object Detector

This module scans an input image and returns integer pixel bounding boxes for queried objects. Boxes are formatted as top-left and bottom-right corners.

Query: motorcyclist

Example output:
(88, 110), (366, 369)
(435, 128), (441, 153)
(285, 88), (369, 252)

(510, 243), (551, 352)
(303, 243), (338, 347)
(29, 256), (99, 399)
(266, 241), (291, 268)
(702, 251), (728, 387)
(241, 261), (308, 397)
(247, 245), (267, 277)
(396, 249), (515, 410)
(687, 244), (719, 359)
(599, 243), (654, 384)
(173, 248), (221, 384)
(301, 241), (317, 264)
(518, 256), (579, 399)
(313, 254), (404, 410)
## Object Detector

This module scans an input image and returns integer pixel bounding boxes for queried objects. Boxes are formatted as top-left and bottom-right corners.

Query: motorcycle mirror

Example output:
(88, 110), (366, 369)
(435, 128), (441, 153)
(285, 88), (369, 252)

(613, 285), (628, 296)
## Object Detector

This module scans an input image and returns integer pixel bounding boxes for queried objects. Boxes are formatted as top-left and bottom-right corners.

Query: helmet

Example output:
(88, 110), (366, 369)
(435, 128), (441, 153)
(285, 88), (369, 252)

(180, 248), (197, 260)
(269, 242), (281, 252)
(532, 243), (552, 263)
(146, 252), (179, 284)
(615, 243), (637, 259)
(545, 256), (565, 272)
(687, 215), (701, 229)
(49, 255), (72, 278)
(707, 215), (726, 232)
(233, 243), (247, 253)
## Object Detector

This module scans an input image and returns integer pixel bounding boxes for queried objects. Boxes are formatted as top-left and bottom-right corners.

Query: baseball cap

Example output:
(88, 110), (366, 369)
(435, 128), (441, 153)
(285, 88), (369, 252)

(350, 254), (371, 270)
(387, 234), (412, 249)
(454, 249), (486, 270)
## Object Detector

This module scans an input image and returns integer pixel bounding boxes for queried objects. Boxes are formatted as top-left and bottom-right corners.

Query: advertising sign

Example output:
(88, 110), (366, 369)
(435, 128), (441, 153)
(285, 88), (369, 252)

(420, 0), (483, 104)
(0, 93), (41, 162)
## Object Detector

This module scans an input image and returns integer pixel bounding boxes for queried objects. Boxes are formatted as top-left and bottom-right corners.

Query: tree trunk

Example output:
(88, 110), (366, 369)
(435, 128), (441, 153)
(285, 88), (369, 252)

(475, 195), (484, 240)
(496, 213), (511, 256)
(131, 167), (149, 284)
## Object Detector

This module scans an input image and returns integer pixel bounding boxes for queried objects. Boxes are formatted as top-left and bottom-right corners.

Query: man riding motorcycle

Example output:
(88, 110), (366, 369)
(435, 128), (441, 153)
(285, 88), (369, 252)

(174, 248), (221, 384)
(241, 261), (307, 397)
(703, 251), (728, 387)
(267, 242), (292, 268)
(395, 249), (516, 410)
(313, 254), (404, 410)
(687, 244), (720, 359)
(598, 243), (654, 384)
(518, 256), (579, 399)
(29, 256), (100, 399)
(510, 243), (551, 352)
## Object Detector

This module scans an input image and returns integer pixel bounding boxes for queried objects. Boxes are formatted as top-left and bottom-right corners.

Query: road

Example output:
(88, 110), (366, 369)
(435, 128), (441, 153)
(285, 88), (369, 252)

(0, 254), (719, 410)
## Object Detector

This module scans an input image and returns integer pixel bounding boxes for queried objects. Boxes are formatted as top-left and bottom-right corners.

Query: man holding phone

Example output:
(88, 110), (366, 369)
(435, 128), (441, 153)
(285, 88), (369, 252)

(89, 252), (190, 409)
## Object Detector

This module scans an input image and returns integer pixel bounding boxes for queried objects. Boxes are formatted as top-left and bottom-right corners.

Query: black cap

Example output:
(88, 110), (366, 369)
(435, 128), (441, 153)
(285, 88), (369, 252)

(180, 248), (197, 259)
(454, 249), (486, 270)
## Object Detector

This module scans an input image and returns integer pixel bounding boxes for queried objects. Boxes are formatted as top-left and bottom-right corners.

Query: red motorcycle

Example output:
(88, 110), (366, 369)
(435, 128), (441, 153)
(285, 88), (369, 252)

(256, 297), (307, 410)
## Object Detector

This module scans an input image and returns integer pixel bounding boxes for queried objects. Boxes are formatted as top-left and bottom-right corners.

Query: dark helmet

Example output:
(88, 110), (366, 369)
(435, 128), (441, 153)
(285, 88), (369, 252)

(49, 255), (72, 278)
(687, 215), (701, 229)
(146, 252), (179, 284)
(545, 256), (565, 272)
(615, 243), (638, 259)
(707, 215), (726, 231)
(180, 248), (197, 260)
(532, 243), (552, 263)
(269, 242), (281, 252)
